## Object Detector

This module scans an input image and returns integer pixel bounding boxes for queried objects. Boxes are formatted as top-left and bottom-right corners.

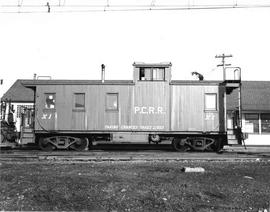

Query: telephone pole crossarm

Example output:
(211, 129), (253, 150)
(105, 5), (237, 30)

(215, 54), (233, 81)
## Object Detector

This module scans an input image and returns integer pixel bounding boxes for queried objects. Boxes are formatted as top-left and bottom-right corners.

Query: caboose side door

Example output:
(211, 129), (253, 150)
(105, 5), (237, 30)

(20, 107), (35, 144)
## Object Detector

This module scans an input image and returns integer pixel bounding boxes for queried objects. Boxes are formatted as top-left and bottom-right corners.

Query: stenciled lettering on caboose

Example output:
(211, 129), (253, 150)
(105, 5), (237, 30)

(41, 112), (53, 119)
(41, 111), (56, 120)
(205, 113), (215, 120)
(104, 125), (165, 130)
(134, 106), (165, 115)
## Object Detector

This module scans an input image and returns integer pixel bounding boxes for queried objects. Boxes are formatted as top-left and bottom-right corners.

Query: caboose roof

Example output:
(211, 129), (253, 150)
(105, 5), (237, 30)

(21, 79), (222, 86)
(21, 80), (134, 86)
(170, 80), (221, 85)
(133, 62), (172, 68)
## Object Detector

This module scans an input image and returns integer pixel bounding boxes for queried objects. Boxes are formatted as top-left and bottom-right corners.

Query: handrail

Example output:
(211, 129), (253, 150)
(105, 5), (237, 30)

(36, 76), (52, 80)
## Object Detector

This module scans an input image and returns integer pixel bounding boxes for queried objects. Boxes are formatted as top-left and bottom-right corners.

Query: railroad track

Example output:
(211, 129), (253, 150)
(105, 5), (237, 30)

(1, 149), (270, 162)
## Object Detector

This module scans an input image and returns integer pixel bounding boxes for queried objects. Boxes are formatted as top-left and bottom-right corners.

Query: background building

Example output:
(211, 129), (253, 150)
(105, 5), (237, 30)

(227, 81), (270, 145)
(1, 80), (34, 132)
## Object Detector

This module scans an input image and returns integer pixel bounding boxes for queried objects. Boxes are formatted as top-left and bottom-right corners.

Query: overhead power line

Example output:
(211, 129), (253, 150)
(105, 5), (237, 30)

(1, 0), (270, 13)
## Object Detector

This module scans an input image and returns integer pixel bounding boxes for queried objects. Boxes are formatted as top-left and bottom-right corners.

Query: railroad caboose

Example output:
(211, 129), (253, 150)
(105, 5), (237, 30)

(14, 62), (242, 151)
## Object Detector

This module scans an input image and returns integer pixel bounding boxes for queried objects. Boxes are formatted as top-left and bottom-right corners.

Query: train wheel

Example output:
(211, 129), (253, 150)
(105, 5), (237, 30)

(38, 137), (55, 151)
(212, 138), (224, 153)
(70, 137), (89, 151)
(172, 138), (190, 152)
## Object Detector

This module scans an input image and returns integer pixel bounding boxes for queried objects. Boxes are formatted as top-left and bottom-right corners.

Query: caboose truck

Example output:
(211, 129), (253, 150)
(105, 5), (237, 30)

(14, 62), (242, 151)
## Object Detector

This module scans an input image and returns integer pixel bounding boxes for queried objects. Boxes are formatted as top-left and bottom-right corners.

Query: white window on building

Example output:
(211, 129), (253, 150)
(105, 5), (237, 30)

(106, 93), (118, 111)
(244, 114), (259, 134)
(261, 113), (270, 134)
(205, 93), (217, 111)
(45, 93), (56, 109)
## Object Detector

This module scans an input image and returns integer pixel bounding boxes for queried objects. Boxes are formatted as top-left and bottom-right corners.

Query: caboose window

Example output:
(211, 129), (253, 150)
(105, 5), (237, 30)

(139, 68), (165, 81)
(139, 69), (145, 80)
(152, 68), (165, 80)
(106, 93), (118, 111)
(45, 93), (56, 109)
(205, 93), (217, 111)
(74, 93), (85, 109)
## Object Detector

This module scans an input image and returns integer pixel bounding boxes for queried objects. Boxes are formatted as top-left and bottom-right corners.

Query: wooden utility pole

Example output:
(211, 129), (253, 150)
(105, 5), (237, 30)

(215, 54), (232, 81)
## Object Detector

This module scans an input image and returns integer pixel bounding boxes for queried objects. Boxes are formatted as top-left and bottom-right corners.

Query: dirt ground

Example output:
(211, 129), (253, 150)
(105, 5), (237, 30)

(0, 161), (270, 212)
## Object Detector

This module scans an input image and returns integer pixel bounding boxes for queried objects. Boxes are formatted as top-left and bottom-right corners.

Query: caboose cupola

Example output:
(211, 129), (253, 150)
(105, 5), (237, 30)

(133, 62), (172, 83)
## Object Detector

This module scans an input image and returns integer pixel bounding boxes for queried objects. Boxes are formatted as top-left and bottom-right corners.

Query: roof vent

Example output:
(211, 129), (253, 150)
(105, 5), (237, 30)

(101, 64), (105, 83)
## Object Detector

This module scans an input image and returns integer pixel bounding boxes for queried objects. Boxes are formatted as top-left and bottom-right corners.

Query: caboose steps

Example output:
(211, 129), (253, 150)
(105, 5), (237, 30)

(20, 127), (35, 145)
(227, 134), (236, 140)
(227, 139), (239, 145)
(22, 128), (34, 133)
(227, 129), (241, 145)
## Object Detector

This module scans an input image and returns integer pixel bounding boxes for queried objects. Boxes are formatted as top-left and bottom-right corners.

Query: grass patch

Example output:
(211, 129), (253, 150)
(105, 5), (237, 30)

(1, 161), (270, 211)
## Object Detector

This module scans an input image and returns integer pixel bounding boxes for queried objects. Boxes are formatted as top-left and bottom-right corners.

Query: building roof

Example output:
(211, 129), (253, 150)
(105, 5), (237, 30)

(1, 80), (35, 103)
(1, 79), (270, 111)
(227, 81), (270, 111)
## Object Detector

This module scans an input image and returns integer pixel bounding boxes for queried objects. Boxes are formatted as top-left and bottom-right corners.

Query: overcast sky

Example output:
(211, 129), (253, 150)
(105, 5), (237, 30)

(1, 6), (270, 97)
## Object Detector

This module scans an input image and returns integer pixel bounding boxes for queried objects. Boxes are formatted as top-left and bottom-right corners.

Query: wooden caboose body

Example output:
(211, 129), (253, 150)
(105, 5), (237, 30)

(22, 62), (240, 151)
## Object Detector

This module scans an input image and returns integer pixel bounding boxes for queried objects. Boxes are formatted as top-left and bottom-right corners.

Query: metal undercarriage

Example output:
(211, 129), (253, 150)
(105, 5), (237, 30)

(37, 133), (224, 152)
(38, 136), (89, 151)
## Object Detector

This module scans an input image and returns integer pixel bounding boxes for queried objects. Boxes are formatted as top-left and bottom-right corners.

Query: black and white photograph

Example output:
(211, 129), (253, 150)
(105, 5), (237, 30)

(0, 0), (270, 211)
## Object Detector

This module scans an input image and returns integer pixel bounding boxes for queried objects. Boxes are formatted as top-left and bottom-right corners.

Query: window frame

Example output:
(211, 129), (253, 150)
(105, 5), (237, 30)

(105, 93), (119, 112)
(244, 113), (260, 134)
(152, 68), (165, 81)
(73, 93), (85, 111)
(44, 93), (56, 110)
(139, 67), (165, 81)
(261, 113), (270, 134)
(204, 93), (217, 111)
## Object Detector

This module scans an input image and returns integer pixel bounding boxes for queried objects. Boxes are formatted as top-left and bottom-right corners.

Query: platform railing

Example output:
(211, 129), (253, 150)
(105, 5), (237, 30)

(224, 67), (241, 81)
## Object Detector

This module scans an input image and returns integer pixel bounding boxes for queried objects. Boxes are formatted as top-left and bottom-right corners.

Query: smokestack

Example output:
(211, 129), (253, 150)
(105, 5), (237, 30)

(101, 64), (105, 83)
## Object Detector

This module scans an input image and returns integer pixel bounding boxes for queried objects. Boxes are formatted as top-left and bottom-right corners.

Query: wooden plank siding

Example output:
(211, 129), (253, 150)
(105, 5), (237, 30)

(34, 82), (223, 133)
(171, 85), (221, 132)
(132, 81), (170, 131)
(35, 85), (133, 131)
